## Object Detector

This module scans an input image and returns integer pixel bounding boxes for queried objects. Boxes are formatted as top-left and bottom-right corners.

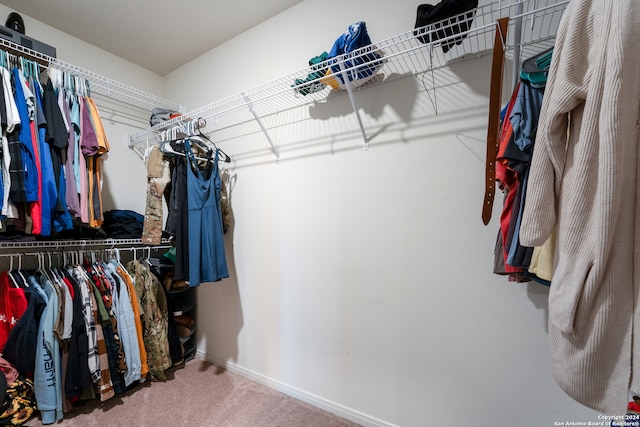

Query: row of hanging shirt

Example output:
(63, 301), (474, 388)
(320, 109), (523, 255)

(0, 51), (111, 238)
(0, 250), (173, 425)
(493, 48), (554, 286)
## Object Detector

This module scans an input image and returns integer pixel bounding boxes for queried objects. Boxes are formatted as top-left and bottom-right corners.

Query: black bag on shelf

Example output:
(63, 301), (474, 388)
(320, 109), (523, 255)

(414, 0), (479, 53)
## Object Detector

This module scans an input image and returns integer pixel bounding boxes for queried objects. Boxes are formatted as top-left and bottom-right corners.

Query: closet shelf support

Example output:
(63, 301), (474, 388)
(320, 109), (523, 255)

(511, 1), (525, 91)
(338, 62), (369, 151)
(242, 92), (281, 162)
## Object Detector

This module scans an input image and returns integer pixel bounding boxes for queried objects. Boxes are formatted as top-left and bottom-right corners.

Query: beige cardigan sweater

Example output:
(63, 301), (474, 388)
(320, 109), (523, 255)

(520, 0), (640, 415)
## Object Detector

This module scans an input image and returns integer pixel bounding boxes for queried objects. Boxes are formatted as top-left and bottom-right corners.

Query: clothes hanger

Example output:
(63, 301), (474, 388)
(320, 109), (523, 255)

(520, 47), (552, 87)
(158, 118), (231, 163)
(191, 117), (231, 163)
(521, 48), (552, 74)
(48, 252), (63, 283)
(7, 255), (16, 288)
(109, 247), (123, 268)
(36, 252), (54, 283)
(9, 270), (23, 289)
(10, 254), (28, 288)
(193, 132), (231, 163)
(159, 138), (217, 164)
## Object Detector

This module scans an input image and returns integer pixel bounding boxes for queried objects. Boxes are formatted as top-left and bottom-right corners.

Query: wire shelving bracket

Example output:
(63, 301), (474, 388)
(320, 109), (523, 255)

(242, 92), (280, 162)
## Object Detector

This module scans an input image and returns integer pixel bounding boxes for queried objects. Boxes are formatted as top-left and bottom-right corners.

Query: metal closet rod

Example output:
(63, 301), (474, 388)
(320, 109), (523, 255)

(0, 247), (171, 258)
(0, 244), (173, 271)
(0, 238), (173, 250)
(0, 247), (172, 257)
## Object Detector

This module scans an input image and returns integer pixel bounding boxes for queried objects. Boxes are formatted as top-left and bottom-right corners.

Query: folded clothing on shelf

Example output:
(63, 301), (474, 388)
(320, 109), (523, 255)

(291, 21), (386, 96)
(414, 0), (479, 53)
(292, 51), (330, 96)
(149, 107), (182, 127)
(325, 21), (385, 89)
(102, 210), (144, 239)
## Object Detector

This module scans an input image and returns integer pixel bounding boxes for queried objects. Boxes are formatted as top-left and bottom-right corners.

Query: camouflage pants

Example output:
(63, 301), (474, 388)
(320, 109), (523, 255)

(142, 147), (171, 245)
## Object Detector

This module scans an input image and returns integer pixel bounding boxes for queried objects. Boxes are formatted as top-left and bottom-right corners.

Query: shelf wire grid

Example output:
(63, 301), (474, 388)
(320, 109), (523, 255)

(127, 0), (568, 160)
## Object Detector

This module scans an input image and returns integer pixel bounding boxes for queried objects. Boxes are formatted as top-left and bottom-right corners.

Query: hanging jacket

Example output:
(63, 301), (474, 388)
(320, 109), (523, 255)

(104, 262), (141, 387)
(520, 0), (640, 415)
(63, 273), (91, 402)
(2, 274), (46, 379)
(0, 271), (27, 352)
(31, 272), (63, 425)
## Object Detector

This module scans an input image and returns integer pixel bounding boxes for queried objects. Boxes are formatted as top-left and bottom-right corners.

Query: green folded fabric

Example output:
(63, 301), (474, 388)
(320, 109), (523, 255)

(292, 51), (330, 96)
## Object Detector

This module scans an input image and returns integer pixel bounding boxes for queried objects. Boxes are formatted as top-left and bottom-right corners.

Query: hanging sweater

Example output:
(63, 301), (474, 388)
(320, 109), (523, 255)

(519, 0), (640, 415)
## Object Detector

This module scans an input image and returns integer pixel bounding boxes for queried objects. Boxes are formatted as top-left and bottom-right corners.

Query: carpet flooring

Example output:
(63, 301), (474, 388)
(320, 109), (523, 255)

(24, 358), (362, 427)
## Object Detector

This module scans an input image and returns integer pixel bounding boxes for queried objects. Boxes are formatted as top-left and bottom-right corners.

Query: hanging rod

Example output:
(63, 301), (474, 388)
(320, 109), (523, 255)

(0, 238), (173, 250)
(0, 36), (183, 113)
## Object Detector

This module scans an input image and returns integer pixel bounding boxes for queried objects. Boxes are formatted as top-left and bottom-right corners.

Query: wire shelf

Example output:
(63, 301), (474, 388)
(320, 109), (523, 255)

(127, 0), (568, 160)
(0, 238), (173, 250)
(0, 239), (173, 269)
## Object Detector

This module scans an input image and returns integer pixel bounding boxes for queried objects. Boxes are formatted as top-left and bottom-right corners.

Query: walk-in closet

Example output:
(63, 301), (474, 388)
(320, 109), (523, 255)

(0, 0), (635, 426)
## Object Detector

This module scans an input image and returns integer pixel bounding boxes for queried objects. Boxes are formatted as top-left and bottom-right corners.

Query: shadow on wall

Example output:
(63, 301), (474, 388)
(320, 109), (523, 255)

(527, 282), (550, 333)
(227, 74), (491, 168)
(101, 165), (116, 213)
(447, 54), (495, 99)
(453, 53), (552, 325)
(306, 53), (496, 125)
(308, 72), (419, 124)
(221, 54), (500, 168)
(199, 170), (244, 365)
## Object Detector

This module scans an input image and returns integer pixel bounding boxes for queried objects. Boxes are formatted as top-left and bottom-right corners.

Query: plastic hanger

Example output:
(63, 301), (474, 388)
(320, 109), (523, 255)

(520, 47), (553, 87)
(160, 136), (224, 164)
(190, 117), (230, 163)
(194, 131), (231, 163)
(158, 118), (231, 163)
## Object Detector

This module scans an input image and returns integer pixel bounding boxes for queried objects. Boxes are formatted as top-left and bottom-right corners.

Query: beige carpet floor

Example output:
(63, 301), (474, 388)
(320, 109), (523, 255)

(24, 358), (362, 427)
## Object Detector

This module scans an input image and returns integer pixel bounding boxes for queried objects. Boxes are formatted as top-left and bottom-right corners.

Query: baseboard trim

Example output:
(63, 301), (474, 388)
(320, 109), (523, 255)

(197, 350), (397, 427)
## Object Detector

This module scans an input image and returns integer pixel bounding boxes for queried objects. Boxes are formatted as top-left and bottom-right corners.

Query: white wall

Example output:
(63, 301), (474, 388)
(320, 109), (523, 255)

(163, 1), (602, 426)
(0, 2), (605, 426)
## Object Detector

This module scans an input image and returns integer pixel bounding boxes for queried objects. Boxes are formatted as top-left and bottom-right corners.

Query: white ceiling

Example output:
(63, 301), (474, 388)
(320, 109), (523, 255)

(0, 0), (303, 76)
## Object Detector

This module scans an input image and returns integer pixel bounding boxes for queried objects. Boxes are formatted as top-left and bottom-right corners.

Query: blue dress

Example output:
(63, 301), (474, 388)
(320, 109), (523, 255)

(184, 139), (228, 286)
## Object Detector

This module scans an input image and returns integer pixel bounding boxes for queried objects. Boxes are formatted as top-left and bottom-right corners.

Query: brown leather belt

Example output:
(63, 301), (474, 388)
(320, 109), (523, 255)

(482, 17), (510, 225)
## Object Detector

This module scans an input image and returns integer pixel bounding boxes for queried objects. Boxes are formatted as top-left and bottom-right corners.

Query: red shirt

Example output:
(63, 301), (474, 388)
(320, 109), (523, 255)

(0, 271), (27, 352)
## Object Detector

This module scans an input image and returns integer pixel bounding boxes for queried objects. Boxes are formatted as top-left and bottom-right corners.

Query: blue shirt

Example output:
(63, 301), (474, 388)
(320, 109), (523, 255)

(12, 68), (39, 202)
